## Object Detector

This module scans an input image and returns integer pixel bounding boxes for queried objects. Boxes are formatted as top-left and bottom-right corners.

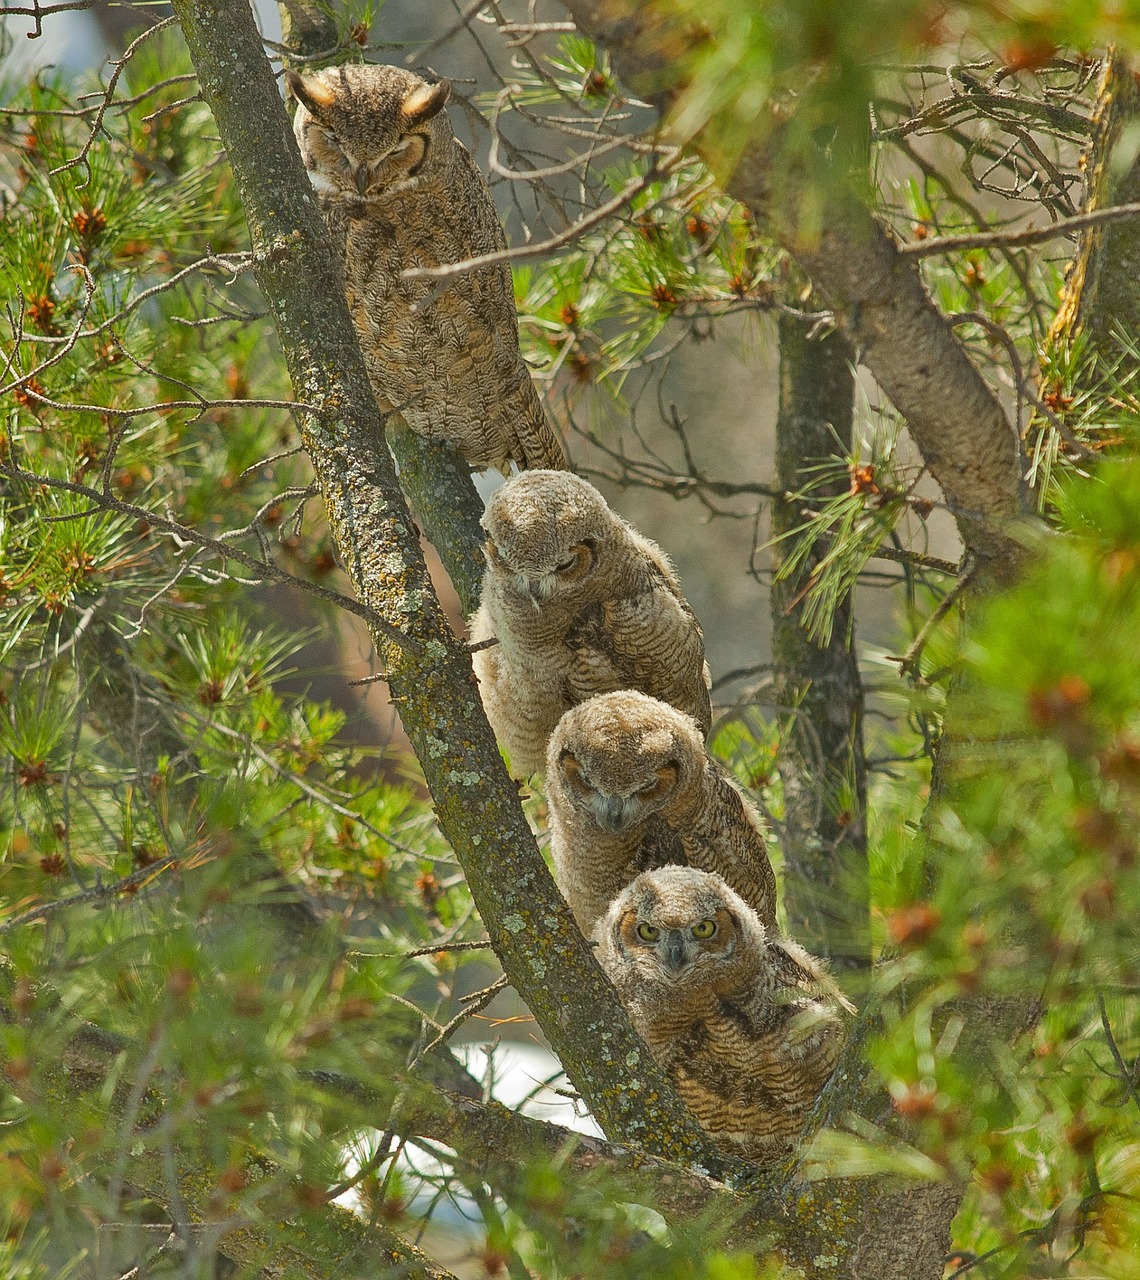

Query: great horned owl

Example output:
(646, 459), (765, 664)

(286, 63), (565, 473)
(597, 867), (854, 1164)
(547, 690), (777, 936)
(468, 471), (712, 777)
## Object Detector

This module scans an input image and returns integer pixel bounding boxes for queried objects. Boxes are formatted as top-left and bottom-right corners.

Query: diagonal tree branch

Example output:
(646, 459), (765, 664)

(1, 1012), (460, 1280)
(558, 0), (1031, 576)
(169, 0), (721, 1169)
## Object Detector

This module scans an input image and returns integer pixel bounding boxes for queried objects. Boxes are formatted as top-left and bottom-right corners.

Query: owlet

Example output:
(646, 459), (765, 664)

(287, 63), (566, 472)
(468, 470), (712, 776)
(597, 867), (855, 1164)
(547, 690), (777, 936)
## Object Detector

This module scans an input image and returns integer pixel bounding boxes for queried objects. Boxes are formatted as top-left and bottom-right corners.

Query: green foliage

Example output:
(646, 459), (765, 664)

(3, 5), (1140, 1278)
(0, 30), (496, 1277)
(865, 457), (1140, 1274)
(769, 410), (914, 646)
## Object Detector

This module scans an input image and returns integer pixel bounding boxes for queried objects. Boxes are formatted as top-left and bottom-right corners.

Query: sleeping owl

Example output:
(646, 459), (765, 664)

(286, 62), (565, 473)
(468, 470), (712, 777)
(597, 867), (854, 1164)
(547, 690), (777, 935)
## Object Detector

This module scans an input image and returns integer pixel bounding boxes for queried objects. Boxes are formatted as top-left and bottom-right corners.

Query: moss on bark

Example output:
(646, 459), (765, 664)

(170, 0), (719, 1168)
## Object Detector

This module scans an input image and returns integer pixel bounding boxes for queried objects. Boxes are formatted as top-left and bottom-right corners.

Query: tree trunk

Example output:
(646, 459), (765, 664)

(170, 0), (721, 1169)
(1048, 50), (1140, 375)
(770, 316), (869, 970)
(387, 423), (488, 617)
(559, 0), (1031, 579)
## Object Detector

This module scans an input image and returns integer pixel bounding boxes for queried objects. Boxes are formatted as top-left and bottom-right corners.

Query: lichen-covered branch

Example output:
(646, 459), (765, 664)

(375, 1070), (960, 1279)
(1049, 50), (1140, 375)
(387, 423), (488, 617)
(169, 0), (720, 1167)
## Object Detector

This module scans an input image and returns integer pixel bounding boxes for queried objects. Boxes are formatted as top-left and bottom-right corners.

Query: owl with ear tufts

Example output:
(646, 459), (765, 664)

(596, 867), (854, 1164)
(468, 471), (712, 777)
(547, 690), (777, 936)
(286, 62), (565, 473)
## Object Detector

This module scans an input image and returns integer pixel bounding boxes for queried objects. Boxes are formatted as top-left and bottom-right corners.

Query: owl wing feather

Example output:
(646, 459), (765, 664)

(316, 119), (562, 471)
(765, 937), (858, 1015)
(563, 587), (710, 729)
(632, 813), (687, 874)
(678, 766), (778, 929)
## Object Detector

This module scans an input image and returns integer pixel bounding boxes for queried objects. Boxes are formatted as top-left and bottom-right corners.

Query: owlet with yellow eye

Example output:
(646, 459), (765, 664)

(468, 471), (712, 777)
(546, 690), (776, 936)
(287, 63), (565, 473)
(597, 867), (854, 1164)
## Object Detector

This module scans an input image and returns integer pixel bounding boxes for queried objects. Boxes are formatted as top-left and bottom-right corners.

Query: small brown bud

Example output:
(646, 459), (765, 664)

(886, 902), (940, 948)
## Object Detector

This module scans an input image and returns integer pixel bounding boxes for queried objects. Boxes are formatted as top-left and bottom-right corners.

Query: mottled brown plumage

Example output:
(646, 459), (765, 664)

(548, 690), (777, 935)
(469, 471), (711, 776)
(287, 62), (565, 472)
(597, 868), (854, 1164)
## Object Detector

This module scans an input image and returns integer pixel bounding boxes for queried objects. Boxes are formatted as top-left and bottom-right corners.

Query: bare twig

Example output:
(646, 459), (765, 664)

(899, 201), (1140, 259)
(409, 975), (510, 1066)
(50, 16), (179, 182)
(401, 164), (677, 282)
(1096, 991), (1140, 1117)
(888, 553), (978, 680)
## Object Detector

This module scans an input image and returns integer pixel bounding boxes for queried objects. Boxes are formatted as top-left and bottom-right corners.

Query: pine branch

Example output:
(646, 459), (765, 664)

(0, 1011), (462, 1280)
(558, 0), (1033, 579)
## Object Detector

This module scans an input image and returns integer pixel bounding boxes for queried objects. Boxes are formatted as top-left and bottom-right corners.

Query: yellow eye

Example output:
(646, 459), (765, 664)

(691, 919), (716, 940)
(636, 923), (661, 942)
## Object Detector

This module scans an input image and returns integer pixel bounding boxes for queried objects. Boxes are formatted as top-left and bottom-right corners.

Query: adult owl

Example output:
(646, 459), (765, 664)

(596, 867), (854, 1164)
(287, 63), (565, 472)
(468, 470), (712, 776)
(547, 690), (777, 935)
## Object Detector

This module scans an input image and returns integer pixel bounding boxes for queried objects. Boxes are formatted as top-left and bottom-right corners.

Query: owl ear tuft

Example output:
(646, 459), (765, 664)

(285, 70), (335, 118)
(400, 79), (451, 126)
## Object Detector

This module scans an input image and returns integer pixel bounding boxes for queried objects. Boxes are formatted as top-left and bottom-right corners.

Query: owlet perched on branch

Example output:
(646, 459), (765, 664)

(468, 470), (712, 777)
(597, 867), (854, 1164)
(286, 63), (566, 473)
(547, 690), (777, 936)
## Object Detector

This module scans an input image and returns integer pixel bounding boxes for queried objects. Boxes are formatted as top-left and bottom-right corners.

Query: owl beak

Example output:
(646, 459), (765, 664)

(597, 796), (635, 832)
(663, 930), (691, 974)
(354, 165), (370, 196)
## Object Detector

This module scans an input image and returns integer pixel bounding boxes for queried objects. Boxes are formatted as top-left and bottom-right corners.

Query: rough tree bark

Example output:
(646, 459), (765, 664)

(273, 2), (489, 617)
(388, 422), (487, 616)
(168, 0), (720, 1169)
(559, 0), (1030, 582)
(1048, 49), (1140, 378)
(770, 318), (869, 971)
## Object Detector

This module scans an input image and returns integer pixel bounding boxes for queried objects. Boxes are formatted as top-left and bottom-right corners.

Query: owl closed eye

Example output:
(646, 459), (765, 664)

(285, 64), (566, 474)
(546, 691), (777, 936)
(287, 68), (451, 198)
(559, 749), (681, 832)
(485, 534), (597, 606)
